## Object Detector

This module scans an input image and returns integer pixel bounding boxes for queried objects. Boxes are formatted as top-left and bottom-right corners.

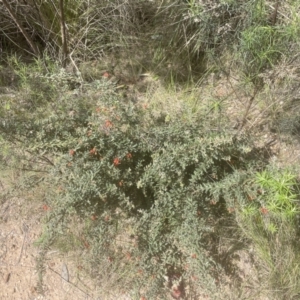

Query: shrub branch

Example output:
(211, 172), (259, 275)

(2, 0), (39, 56)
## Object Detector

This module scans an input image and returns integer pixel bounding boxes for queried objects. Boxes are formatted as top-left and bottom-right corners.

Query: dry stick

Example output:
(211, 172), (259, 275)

(248, 98), (279, 131)
(213, 54), (251, 109)
(235, 88), (259, 135)
(17, 224), (28, 264)
(30, 0), (51, 44)
(47, 265), (92, 298)
(2, 0), (39, 56)
(4, 225), (29, 266)
(270, 0), (280, 26)
(59, 0), (69, 67)
(0, 179), (4, 190)
(268, 3), (289, 21)
(69, 51), (83, 80)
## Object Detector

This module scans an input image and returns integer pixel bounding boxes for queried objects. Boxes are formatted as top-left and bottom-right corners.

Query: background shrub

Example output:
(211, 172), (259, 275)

(0, 61), (271, 297)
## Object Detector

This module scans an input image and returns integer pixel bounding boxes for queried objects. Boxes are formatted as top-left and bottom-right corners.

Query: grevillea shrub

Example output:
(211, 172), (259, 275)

(0, 67), (268, 298)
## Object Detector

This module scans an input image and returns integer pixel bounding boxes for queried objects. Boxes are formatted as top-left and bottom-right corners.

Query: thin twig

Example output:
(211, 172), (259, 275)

(235, 89), (259, 134)
(59, 0), (69, 67)
(2, 0), (39, 56)
(270, 0), (280, 26)
(17, 224), (28, 264)
(47, 265), (92, 298)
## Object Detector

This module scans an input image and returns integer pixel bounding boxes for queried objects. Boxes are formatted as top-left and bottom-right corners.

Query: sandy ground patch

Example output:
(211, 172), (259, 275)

(0, 194), (103, 300)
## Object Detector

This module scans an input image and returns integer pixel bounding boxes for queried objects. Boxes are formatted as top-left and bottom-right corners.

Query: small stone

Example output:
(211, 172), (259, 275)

(61, 263), (69, 282)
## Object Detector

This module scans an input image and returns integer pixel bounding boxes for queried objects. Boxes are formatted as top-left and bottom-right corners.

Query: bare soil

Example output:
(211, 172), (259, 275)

(0, 192), (103, 300)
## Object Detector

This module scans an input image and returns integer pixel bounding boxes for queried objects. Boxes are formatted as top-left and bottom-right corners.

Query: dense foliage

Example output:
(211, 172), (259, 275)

(0, 64), (271, 298)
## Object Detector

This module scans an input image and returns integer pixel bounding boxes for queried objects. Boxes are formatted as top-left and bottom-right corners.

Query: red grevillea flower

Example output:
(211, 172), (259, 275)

(113, 157), (121, 166)
(260, 207), (268, 215)
(90, 147), (97, 155)
(42, 204), (50, 211)
(171, 287), (182, 299)
(105, 120), (113, 128)
(91, 215), (98, 221)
